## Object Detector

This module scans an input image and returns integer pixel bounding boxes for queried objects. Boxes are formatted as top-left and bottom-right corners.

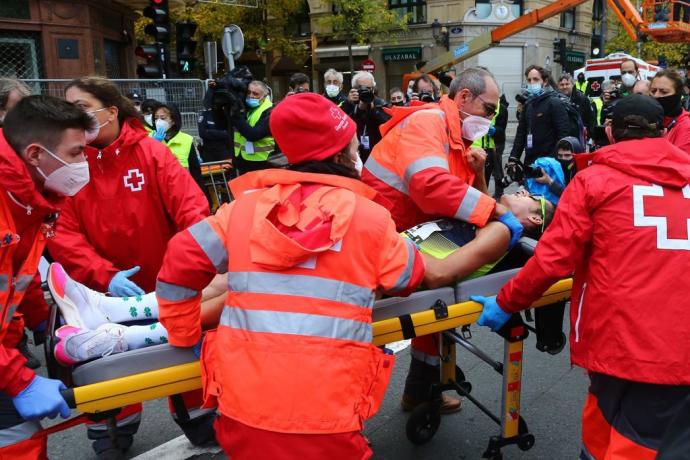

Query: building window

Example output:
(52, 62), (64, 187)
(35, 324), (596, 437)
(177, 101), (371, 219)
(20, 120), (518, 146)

(389, 0), (427, 25)
(104, 39), (124, 79)
(0, 32), (42, 79)
(560, 8), (576, 30)
(0, 0), (30, 20)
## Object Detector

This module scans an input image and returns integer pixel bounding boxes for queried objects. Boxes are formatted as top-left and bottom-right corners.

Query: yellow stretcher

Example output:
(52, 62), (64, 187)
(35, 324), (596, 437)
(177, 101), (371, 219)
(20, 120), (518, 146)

(46, 239), (572, 459)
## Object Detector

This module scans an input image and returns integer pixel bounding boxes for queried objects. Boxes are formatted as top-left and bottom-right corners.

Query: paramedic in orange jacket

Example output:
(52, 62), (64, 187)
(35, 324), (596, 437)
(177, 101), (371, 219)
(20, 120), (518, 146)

(362, 67), (524, 412)
(156, 93), (426, 459)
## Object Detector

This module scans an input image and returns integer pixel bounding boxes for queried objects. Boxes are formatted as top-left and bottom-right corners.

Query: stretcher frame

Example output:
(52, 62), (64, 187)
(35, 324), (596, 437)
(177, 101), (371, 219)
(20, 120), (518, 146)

(46, 278), (572, 459)
(199, 160), (234, 213)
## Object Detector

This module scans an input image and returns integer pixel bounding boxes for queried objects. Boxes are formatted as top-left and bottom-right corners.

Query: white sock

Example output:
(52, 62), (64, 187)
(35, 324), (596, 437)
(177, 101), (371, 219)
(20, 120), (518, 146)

(123, 322), (169, 349)
(99, 292), (160, 323)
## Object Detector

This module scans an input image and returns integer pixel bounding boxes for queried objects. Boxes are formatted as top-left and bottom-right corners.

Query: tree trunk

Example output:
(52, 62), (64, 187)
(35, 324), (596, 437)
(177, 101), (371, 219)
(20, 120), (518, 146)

(265, 49), (274, 83)
(347, 36), (355, 75)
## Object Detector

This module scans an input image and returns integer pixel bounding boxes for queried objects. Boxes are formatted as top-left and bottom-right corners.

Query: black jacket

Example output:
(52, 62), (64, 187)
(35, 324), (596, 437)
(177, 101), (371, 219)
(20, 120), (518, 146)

(493, 94), (509, 147)
(510, 88), (570, 165)
(229, 107), (272, 142)
(342, 97), (390, 162)
(570, 88), (595, 135)
(198, 109), (232, 162)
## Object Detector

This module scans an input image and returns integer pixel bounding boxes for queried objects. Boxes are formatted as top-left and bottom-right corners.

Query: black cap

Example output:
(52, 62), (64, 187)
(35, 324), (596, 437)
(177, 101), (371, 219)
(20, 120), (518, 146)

(126, 92), (142, 102)
(612, 94), (664, 131)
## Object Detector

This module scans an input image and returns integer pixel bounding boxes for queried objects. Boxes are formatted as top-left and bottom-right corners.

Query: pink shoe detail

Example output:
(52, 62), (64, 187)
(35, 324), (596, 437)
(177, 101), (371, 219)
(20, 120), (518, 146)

(54, 325), (84, 366)
(49, 263), (67, 299)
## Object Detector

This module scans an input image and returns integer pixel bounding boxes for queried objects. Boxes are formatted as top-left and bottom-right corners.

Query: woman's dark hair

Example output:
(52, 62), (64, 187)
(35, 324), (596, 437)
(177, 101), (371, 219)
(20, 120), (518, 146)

(288, 144), (358, 179)
(525, 65), (557, 88)
(65, 76), (142, 127)
(154, 103), (182, 139)
(652, 68), (684, 96)
(141, 98), (162, 115)
(612, 114), (663, 141)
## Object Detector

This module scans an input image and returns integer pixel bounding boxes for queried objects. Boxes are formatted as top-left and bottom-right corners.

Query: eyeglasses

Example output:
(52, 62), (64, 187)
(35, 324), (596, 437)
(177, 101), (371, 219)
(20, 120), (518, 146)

(475, 94), (497, 118)
(528, 194), (547, 233)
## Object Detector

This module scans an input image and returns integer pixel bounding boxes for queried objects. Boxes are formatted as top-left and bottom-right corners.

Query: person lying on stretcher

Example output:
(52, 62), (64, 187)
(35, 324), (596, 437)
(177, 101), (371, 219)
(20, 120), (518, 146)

(48, 189), (553, 365)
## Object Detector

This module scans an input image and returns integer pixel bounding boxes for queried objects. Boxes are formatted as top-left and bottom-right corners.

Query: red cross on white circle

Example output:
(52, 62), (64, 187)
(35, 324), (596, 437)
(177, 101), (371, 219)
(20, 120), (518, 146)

(123, 169), (145, 192)
(633, 184), (690, 250)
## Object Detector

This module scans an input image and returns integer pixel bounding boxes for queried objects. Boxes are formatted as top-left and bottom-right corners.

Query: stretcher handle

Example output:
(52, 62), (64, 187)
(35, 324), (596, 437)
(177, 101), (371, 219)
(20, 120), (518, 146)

(61, 388), (76, 409)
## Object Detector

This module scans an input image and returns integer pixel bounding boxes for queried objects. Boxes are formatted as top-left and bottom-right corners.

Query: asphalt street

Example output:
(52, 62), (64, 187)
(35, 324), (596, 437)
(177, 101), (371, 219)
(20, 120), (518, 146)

(39, 133), (591, 459)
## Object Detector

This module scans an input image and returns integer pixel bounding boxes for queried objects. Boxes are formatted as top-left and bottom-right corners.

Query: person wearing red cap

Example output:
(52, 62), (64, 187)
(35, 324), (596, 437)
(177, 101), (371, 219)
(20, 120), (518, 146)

(151, 93), (427, 459)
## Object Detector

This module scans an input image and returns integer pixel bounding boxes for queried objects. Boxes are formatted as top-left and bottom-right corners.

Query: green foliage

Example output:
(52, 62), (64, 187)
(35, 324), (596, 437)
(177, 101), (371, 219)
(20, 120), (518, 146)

(322, 0), (408, 44)
(604, 15), (690, 66)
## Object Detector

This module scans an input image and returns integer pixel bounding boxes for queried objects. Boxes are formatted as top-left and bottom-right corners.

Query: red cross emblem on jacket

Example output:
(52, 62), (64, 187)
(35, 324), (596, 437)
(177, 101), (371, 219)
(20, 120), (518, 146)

(124, 169), (145, 192)
(633, 184), (690, 250)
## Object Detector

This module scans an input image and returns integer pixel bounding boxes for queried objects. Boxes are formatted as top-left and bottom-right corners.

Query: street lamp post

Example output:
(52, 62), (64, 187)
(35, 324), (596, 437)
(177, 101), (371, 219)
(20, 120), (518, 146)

(431, 18), (450, 51)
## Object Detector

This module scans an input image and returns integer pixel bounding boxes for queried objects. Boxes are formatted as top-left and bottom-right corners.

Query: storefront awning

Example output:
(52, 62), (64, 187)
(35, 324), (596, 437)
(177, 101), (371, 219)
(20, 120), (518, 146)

(315, 45), (371, 59)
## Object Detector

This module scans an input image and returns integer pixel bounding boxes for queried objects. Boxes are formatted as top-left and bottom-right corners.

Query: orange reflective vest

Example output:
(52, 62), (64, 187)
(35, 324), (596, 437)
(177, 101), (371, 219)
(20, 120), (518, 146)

(157, 169), (425, 434)
(362, 95), (496, 232)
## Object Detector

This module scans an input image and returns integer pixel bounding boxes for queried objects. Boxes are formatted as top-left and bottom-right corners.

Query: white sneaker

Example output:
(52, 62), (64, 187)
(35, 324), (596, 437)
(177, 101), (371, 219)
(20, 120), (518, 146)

(48, 263), (110, 329)
(55, 323), (128, 366)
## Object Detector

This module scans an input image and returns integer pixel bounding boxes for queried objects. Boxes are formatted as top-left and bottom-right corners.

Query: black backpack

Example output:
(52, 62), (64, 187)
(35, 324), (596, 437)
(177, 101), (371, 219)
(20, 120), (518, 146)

(552, 92), (586, 146)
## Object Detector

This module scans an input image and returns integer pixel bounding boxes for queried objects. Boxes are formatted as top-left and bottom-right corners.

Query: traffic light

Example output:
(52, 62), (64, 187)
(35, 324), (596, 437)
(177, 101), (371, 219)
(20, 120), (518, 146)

(143, 0), (171, 43)
(553, 38), (567, 65)
(176, 21), (198, 75)
(136, 0), (170, 79)
(135, 44), (163, 79)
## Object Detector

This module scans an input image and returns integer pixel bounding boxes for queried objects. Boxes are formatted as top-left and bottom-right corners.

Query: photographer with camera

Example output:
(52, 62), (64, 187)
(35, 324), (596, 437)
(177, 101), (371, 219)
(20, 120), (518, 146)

(409, 74), (440, 104)
(286, 72), (310, 96)
(228, 80), (275, 175)
(508, 65), (570, 175)
(342, 71), (390, 162)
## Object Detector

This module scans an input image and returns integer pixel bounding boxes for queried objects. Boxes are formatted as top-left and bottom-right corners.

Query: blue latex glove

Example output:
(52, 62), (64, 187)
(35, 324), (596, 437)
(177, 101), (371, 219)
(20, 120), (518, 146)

(497, 211), (524, 249)
(108, 266), (145, 297)
(192, 336), (203, 359)
(471, 295), (512, 332)
(12, 375), (71, 420)
(151, 127), (166, 142)
(488, 125), (496, 137)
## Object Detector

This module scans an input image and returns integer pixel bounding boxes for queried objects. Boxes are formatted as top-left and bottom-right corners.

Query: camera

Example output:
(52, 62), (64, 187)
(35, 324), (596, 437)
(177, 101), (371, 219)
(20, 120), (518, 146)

(525, 165), (543, 178)
(208, 65), (254, 119)
(358, 87), (375, 104)
(419, 91), (435, 103)
(293, 87), (308, 94)
(500, 160), (543, 187)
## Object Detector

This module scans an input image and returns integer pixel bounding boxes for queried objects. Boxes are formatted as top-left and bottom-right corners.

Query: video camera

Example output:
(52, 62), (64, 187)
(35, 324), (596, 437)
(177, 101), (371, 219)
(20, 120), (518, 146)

(418, 91), (435, 103)
(358, 87), (375, 104)
(208, 65), (254, 120)
(501, 160), (542, 187)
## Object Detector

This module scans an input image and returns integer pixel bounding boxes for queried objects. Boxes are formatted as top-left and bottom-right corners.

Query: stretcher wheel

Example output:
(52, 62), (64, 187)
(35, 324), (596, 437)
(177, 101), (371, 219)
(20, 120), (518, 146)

(517, 416), (535, 451)
(455, 366), (472, 394)
(406, 402), (441, 445)
(546, 332), (567, 356)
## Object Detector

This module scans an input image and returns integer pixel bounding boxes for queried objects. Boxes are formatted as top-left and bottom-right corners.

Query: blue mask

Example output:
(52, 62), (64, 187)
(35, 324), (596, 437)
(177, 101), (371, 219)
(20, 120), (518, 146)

(246, 97), (261, 109)
(528, 83), (544, 97)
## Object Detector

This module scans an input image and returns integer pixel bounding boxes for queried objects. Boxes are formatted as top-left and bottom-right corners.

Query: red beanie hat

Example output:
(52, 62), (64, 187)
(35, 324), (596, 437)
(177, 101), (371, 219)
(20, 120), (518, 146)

(269, 93), (357, 165)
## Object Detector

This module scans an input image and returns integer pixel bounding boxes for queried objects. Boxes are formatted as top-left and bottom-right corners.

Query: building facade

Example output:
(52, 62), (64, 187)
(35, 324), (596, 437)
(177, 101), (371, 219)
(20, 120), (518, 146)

(0, 0), (138, 80)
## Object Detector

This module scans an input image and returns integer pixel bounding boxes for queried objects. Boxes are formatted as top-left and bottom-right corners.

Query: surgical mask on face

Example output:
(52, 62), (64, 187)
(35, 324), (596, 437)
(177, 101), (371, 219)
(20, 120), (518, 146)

(245, 97), (261, 109)
(460, 111), (492, 141)
(85, 108), (111, 145)
(155, 118), (170, 132)
(353, 154), (363, 176)
(35, 146), (90, 196)
(621, 73), (637, 88)
(144, 114), (153, 126)
(527, 83), (543, 96)
(325, 85), (340, 98)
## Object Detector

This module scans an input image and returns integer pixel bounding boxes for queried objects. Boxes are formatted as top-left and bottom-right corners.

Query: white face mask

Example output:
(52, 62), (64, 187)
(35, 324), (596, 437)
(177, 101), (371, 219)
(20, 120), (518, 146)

(35, 146), (90, 196)
(460, 111), (492, 141)
(621, 73), (637, 88)
(353, 153), (363, 176)
(144, 114), (153, 126)
(325, 85), (340, 98)
(155, 118), (170, 132)
(85, 108), (111, 145)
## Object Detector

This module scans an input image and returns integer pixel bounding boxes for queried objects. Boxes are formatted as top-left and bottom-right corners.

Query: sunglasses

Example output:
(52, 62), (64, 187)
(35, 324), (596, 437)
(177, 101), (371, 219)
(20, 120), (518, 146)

(475, 94), (497, 118)
(528, 194), (547, 233)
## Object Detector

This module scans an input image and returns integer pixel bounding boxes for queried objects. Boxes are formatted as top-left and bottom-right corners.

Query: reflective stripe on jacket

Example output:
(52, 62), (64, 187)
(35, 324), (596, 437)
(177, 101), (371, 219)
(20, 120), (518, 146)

(362, 95), (495, 232)
(165, 131), (194, 168)
(233, 98), (275, 162)
(157, 169), (425, 433)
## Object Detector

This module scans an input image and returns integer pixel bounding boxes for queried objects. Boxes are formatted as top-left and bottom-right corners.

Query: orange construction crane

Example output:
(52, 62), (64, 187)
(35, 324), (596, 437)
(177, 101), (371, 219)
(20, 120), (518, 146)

(419, 0), (690, 75)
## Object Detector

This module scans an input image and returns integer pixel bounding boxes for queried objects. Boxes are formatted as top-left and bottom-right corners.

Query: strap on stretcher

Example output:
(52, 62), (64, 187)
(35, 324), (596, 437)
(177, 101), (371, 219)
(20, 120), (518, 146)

(60, 278), (572, 413)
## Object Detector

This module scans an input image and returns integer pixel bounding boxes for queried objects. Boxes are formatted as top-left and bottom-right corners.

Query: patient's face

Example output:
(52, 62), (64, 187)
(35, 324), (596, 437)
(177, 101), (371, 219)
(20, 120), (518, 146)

(500, 189), (542, 228)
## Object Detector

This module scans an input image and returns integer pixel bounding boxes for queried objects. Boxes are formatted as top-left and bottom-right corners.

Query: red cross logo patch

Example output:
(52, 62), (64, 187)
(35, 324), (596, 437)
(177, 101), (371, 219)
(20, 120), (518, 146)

(590, 81), (601, 92)
(123, 169), (145, 192)
(633, 184), (690, 250)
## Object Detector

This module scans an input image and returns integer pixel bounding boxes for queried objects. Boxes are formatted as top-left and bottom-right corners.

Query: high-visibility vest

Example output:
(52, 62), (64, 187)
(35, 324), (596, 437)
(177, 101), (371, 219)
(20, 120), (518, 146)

(233, 98), (275, 162)
(575, 80), (588, 94)
(165, 131), (194, 169)
(0, 192), (46, 343)
(591, 97), (603, 126)
(472, 101), (500, 150)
